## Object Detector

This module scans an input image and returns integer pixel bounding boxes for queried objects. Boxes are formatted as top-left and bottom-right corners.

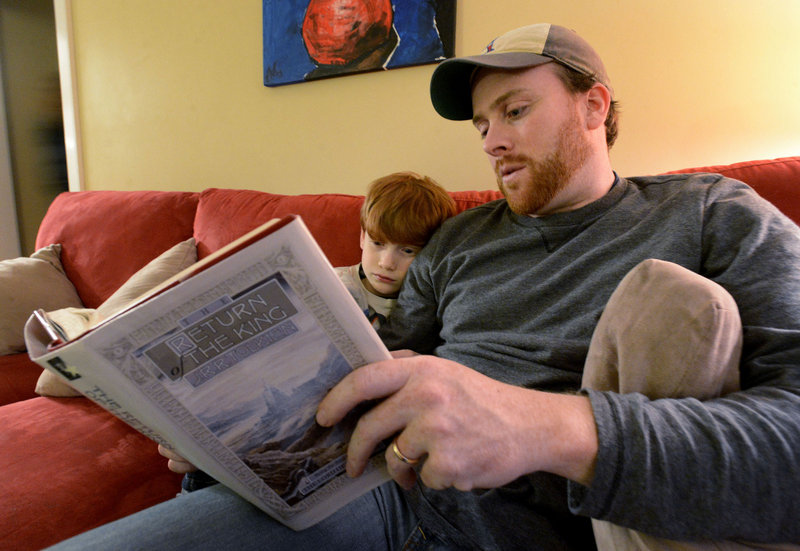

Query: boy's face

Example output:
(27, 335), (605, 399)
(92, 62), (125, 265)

(359, 229), (421, 298)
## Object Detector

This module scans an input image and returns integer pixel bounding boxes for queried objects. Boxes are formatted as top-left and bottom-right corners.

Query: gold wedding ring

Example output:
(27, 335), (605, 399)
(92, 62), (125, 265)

(391, 437), (420, 466)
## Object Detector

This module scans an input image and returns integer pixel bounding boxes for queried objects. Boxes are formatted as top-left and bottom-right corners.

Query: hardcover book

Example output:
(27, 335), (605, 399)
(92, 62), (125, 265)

(24, 215), (391, 530)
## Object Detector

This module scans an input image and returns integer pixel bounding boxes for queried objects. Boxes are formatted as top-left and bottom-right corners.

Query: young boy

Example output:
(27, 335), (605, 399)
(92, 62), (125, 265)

(335, 171), (456, 329)
(175, 171), (455, 491)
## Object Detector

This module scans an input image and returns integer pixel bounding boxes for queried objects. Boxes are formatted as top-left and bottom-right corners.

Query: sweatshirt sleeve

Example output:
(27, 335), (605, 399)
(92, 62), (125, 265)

(377, 245), (443, 354)
(568, 177), (800, 542)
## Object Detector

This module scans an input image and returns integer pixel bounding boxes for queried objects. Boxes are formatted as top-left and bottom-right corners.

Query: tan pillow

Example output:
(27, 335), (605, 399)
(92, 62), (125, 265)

(95, 237), (197, 320)
(0, 244), (83, 355)
(35, 238), (197, 397)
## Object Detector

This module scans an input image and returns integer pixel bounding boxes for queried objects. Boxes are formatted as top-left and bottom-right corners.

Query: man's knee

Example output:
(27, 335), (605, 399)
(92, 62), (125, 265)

(583, 259), (741, 399)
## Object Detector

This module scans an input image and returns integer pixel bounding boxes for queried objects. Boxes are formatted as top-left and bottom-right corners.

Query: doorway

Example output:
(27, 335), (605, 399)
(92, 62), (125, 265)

(0, 0), (68, 259)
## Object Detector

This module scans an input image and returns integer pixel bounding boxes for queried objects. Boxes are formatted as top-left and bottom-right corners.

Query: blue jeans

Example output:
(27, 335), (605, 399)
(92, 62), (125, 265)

(45, 481), (454, 551)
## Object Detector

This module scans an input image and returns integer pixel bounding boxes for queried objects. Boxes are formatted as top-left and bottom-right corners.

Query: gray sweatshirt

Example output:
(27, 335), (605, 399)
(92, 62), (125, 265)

(379, 173), (800, 550)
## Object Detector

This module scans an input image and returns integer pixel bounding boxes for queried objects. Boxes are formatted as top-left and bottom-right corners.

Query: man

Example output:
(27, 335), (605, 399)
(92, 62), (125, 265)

(52, 23), (800, 551)
(319, 22), (800, 550)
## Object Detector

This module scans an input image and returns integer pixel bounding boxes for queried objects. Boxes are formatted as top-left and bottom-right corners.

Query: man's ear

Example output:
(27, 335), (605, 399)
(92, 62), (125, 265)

(584, 83), (611, 131)
(359, 229), (366, 251)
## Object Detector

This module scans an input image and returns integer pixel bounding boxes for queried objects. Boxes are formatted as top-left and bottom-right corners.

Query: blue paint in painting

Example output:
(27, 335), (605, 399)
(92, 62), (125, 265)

(387, 0), (445, 67)
(263, 0), (453, 86)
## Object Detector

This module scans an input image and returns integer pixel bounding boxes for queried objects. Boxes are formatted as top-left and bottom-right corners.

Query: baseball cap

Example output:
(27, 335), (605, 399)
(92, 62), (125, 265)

(430, 23), (612, 120)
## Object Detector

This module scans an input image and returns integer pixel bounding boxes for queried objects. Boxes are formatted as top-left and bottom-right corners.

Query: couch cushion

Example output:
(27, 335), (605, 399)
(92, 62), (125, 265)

(194, 188), (365, 266)
(35, 191), (199, 308)
(0, 396), (183, 550)
(0, 244), (83, 355)
(666, 156), (800, 225)
(451, 189), (504, 211)
(0, 353), (42, 406)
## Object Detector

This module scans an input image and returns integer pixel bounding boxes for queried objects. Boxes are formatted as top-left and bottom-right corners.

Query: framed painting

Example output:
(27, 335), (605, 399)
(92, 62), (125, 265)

(263, 0), (456, 86)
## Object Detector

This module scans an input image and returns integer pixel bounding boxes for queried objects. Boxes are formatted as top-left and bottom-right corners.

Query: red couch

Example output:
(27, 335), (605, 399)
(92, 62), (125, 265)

(1, 157), (798, 549)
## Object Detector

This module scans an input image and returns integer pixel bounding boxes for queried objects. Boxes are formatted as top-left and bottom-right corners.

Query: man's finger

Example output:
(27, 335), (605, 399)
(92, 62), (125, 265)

(385, 445), (419, 490)
(316, 358), (411, 426)
(344, 396), (411, 476)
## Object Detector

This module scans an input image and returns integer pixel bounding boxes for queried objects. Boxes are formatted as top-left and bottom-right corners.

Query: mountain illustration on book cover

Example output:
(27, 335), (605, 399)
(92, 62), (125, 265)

(135, 271), (368, 505)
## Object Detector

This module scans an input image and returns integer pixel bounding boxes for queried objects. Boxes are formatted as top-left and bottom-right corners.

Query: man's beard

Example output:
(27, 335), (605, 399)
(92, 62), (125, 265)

(496, 111), (591, 216)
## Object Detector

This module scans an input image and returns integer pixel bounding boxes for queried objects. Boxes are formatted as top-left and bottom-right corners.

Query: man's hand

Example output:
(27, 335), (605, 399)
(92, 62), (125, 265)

(157, 444), (198, 474)
(316, 355), (599, 491)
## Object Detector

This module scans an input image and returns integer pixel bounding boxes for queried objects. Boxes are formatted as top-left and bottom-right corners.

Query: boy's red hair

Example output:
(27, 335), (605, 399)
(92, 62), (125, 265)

(361, 172), (456, 247)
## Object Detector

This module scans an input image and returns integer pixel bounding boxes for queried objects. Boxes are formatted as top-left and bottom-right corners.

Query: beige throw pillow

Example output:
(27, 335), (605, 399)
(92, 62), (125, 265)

(0, 244), (83, 356)
(95, 237), (198, 320)
(35, 238), (197, 397)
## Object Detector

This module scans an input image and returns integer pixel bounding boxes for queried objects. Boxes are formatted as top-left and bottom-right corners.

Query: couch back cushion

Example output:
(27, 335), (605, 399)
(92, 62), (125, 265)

(33, 157), (797, 304)
(194, 159), (800, 265)
(194, 189), (365, 266)
(194, 188), (503, 266)
(35, 191), (199, 308)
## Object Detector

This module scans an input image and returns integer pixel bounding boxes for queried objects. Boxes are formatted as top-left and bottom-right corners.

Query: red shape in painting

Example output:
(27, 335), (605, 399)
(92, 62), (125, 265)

(302, 0), (394, 66)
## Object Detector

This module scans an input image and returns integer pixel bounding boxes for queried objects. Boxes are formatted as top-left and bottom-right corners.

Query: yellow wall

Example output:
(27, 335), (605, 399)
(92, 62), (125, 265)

(69, 0), (800, 194)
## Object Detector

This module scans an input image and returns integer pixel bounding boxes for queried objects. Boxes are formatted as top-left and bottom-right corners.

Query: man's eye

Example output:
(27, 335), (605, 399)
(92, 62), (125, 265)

(506, 105), (527, 119)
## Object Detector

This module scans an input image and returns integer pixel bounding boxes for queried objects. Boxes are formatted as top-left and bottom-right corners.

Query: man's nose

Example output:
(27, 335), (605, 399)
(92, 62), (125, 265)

(483, 124), (512, 157)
